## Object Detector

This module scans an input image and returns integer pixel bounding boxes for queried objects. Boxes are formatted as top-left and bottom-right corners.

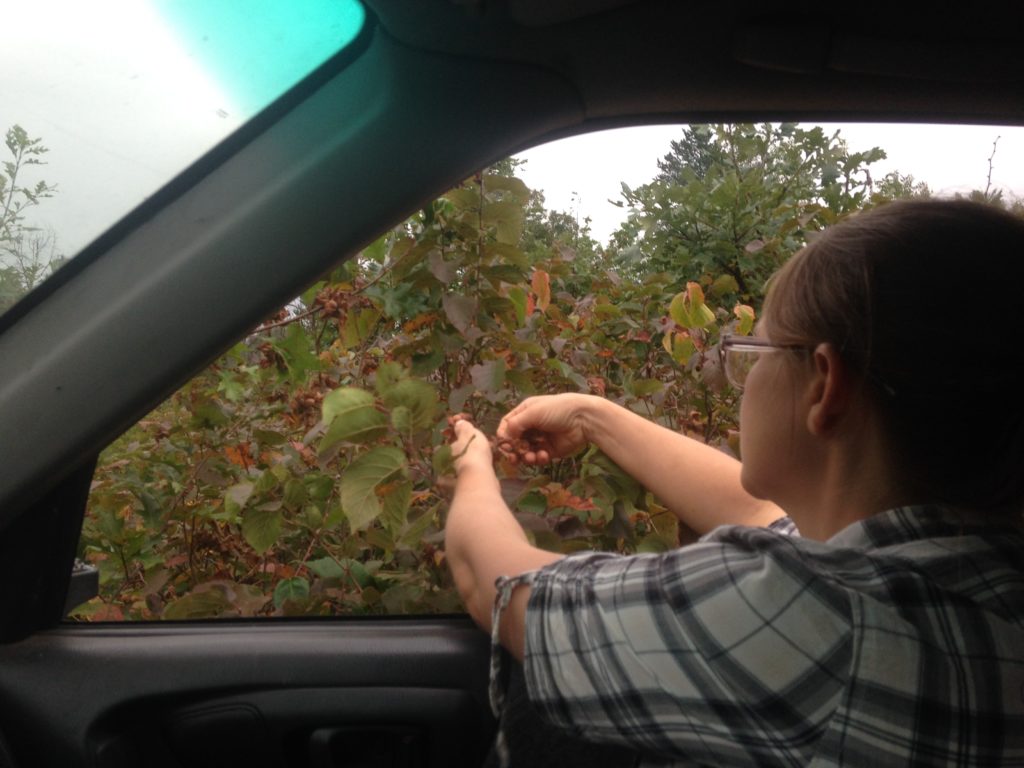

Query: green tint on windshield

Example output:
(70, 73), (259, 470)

(0, 0), (365, 320)
(156, 0), (366, 115)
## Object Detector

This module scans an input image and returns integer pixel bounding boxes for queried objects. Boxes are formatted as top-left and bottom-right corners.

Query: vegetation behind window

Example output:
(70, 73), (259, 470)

(74, 124), (1016, 620)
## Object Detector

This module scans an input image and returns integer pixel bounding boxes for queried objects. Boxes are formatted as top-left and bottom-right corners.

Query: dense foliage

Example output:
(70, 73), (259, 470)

(73, 123), (978, 620)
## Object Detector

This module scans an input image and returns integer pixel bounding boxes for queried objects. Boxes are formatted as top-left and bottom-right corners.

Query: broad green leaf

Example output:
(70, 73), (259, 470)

(381, 584), (424, 613)
(253, 429), (287, 446)
(283, 478), (307, 511)
(341, 447), (407, 531)
(254, 468), (279, 495)
(390, 405), (412, 433)
(305, 556), (345, 580)
(320, 388), (388, 450)
(483, 199), (525, 245)
(137, 491), (164, 528)
(242, 505), (283, 554)
(710, 274), (740, 296)
(273, 577), (310, 609)
(381, 379), (438, 430)
(189, 396), (230, 428)
(482, 174), (530, 203)
(397, 507), (436, 550)
(311, 557), (372, 587)
(444, 187), (479, 211)
(480, 264), (525, 286)
(373, 361), (406, 396)
(507, 286), (527, 327)
(381, 479), (413, 533)
(224, 482), (254, 517)
(517, 490), (547, 515)
(304, 473), (335, 503)
(628, 378), (663, 397)
(273, 322), (320, 381)
(486, 242), (528, 269)
(163, 590), (232, 620)
(410, 347), (445, 377)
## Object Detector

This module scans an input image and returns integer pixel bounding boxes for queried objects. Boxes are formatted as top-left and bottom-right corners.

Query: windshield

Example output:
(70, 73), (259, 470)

(0, 0), (366, 317)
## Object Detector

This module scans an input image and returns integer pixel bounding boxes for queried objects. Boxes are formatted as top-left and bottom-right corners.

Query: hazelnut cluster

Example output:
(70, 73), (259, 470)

(289, 377), (340, 425)
(446, 413), (552, 465)
(313, 286), (348, 319)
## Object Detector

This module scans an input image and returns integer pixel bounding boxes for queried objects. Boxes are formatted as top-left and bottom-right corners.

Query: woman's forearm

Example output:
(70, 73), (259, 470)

(579, 397), (783, 533)
(445, 464), (561, 655)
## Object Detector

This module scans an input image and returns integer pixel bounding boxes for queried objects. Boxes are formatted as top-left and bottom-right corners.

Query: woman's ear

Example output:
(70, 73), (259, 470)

(805, 343), (854, 436)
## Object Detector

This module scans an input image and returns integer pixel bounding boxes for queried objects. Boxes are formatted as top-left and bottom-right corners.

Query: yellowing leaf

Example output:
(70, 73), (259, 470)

(531, 269), (551, 312)
(669, 282), (715, 329)
(733, 304), (756, 335)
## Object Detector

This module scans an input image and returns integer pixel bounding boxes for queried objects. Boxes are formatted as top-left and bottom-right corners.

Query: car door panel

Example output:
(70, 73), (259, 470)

(0, 620), (493, 767)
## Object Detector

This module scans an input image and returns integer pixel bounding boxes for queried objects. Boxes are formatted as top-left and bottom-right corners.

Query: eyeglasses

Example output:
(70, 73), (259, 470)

(719, 334), (810, 390)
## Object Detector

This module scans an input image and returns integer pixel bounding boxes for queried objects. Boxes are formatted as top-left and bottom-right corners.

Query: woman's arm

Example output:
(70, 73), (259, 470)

(444, 420), (559, 660)
(499, 394), (783, 534)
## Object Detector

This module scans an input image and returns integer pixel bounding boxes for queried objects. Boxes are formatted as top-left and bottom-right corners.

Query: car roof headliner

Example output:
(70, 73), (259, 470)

(371, 0), (1024, 129)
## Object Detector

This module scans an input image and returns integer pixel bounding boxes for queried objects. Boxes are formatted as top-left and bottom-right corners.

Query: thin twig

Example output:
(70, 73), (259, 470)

(984, 136), (1001, 200)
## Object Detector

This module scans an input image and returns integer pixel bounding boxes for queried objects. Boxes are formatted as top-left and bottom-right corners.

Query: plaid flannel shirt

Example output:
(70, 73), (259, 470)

(503, 506), (1024, 766)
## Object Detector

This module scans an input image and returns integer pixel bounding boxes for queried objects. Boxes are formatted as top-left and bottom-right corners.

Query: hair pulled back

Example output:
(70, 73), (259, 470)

(764, 199), (1024, 514)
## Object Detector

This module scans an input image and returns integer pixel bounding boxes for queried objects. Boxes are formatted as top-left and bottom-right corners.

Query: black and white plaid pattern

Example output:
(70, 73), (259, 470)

(514, 507), (1024, 766)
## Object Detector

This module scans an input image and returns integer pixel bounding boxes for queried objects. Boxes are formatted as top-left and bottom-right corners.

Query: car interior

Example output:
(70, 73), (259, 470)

(1, 0), (1023, 765)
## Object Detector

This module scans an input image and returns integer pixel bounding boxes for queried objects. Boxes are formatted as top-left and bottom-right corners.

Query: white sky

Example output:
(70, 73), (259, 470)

(4, 2), (1024, 257)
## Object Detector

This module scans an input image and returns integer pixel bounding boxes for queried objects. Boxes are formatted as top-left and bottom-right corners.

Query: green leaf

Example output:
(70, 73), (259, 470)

(381, 479), (413, 533)
(273, 323), (320, 381)
(341, 447), (407, 531)
(507, 286), (527, 326)
(283, 478), (308, 511)
(137, 491), (164, 529)
(224, 482), (254, 517)
(163, 590), (232, 620)
(254, 429), (287, 446)
(381, 379), (438, 431)
(390, 405), (412, 433)
(517, 490), (547, 515)
(273, 577), (310, 609)
(320, 388), (388, 450)
(242, 505), (283, 554)
(373, 361), (407, 396)
(304, 473), (335, 503)
(628, 378), (663, 397)
(710, 274), (740, 297)
(305, 556), (346, 580)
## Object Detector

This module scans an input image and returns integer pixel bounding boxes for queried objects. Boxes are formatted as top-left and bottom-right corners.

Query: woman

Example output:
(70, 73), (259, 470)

(444, 199), (1024, 766)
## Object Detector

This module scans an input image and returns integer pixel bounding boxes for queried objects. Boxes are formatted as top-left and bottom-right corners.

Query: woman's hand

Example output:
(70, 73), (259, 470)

(450, 419), (497, 478)
(497, 394), (601, 464)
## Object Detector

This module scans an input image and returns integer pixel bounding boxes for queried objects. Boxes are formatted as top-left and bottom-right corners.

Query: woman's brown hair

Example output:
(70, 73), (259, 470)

(764, 199), (1024, 514)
